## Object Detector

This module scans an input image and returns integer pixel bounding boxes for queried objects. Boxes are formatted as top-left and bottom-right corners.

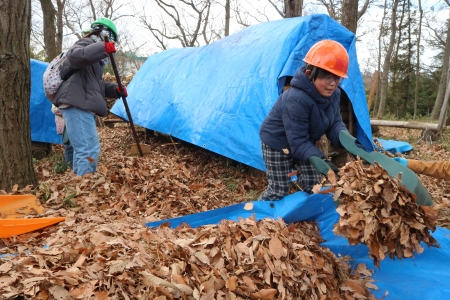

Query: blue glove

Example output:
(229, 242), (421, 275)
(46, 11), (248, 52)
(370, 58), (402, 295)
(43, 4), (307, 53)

(355, 140), (366, 150)
(393, 157), (408, 167)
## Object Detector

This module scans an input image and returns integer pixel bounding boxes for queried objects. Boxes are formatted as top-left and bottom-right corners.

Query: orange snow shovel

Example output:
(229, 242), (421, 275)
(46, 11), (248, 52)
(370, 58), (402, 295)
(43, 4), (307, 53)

(0, 195), (65, 238)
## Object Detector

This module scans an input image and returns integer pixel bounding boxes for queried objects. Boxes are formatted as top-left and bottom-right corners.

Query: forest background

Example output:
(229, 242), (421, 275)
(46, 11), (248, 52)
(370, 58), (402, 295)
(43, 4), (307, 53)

(30, 0), (450, 122)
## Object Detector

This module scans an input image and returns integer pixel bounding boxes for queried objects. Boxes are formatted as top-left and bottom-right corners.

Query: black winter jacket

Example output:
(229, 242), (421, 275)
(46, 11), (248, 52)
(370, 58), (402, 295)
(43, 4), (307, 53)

(55, 38), (119, 116)
(259, 66), (347, 162)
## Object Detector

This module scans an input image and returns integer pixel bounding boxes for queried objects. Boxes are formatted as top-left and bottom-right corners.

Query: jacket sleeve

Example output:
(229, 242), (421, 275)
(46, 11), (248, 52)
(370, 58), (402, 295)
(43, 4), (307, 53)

(407, 159), (450, 180)
(326, 93), (348, 148)
(104, 81), (119, 98)
(66, 39), (109, 69)
(283, 95), (324, 162)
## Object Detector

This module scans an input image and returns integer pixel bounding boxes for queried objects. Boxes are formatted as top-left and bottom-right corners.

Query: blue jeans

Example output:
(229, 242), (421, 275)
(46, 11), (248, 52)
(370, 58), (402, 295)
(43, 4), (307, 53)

(60, 106), (100, 176)
(64, 143), (74, 168)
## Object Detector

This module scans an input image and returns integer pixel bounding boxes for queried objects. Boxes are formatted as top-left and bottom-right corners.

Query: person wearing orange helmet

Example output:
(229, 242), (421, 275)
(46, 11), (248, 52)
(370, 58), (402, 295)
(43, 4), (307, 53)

(258, 40), (354, 200)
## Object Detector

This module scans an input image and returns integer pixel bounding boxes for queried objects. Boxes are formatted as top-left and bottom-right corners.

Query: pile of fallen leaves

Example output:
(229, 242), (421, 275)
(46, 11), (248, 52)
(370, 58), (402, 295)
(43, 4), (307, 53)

(330, 158), (447, 268)
(0, 216), (377, 299)
(1, 128), (380, 299)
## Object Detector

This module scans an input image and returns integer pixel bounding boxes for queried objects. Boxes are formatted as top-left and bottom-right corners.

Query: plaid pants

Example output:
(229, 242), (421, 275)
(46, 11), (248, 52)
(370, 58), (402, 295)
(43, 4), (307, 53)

(258, 142), (322, 200)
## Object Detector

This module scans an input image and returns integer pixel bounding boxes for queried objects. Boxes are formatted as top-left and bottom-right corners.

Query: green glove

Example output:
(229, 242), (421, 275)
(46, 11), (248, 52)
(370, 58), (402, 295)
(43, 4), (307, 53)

(323, 159), (339, 174)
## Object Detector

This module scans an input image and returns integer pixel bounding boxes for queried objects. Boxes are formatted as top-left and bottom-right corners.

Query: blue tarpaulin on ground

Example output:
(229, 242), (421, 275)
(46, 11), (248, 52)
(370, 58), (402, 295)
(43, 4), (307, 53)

(111, 14), (374, 171)
(30, 59), (60, 144)
(146, 192), (450, 299)
(376, 138), (414, 153)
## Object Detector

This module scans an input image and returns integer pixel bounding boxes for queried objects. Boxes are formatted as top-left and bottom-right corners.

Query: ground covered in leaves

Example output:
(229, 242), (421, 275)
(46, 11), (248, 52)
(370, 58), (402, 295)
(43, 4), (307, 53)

(0, 125), (449, 299)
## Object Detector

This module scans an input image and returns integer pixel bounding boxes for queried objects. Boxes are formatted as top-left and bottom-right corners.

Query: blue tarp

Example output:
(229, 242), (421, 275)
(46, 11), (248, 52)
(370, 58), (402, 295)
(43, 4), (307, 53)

(111, 14), (374, 171)
(376, 138), (414, 154)
(30, 59), (61, 144)
(147, 193), (450, 299)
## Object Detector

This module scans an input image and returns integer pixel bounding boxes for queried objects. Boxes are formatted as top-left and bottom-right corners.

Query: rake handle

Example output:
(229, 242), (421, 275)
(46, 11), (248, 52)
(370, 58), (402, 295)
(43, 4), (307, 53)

(104, 35), (143, 157)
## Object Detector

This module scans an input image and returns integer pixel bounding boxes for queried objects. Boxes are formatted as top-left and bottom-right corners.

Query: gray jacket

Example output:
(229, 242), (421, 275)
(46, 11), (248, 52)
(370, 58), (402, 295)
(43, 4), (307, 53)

(55, 37), (118, 116)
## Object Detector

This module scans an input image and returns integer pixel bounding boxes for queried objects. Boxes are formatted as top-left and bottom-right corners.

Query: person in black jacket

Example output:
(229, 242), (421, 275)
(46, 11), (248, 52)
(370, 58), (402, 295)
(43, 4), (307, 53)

(55, 17), (127, 176)
(258, 40), (351, 200)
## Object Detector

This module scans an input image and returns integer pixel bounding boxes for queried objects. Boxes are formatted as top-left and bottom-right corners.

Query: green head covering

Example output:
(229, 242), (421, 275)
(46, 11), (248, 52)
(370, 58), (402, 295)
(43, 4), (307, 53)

(91, 17), (118, 41)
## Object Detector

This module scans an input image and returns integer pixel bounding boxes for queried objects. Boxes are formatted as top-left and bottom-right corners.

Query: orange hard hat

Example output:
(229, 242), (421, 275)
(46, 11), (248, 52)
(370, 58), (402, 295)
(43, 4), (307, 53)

(303, 40), (349, 78)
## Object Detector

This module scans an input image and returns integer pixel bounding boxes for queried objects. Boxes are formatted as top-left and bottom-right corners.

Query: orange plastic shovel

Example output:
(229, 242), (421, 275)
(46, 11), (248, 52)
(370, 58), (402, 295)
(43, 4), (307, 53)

(0, 217), (66, 238)
(0, 195), (65, 238)
(0, 194), (45, 218)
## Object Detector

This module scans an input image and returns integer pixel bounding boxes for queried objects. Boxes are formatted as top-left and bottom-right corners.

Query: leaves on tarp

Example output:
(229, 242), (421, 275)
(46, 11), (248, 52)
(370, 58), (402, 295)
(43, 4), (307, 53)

(327, 158), (448, 268)
(0, 215), (377, 299)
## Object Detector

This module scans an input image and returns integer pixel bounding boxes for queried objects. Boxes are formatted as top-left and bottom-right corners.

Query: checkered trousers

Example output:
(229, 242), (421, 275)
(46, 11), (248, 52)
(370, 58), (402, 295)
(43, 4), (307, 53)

(258, 142), (322, 200)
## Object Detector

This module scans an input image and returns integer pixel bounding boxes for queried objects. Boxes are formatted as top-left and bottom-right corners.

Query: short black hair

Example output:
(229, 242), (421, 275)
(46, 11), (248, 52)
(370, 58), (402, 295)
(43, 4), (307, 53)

(305, 64), (333, 81)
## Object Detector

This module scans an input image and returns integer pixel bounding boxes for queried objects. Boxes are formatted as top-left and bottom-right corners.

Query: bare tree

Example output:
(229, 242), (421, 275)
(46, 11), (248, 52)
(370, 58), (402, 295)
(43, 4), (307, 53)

(266, 0), (286, 17)
(371, 0), (389, 115)
(413, 0), (422, 119)
(430, 4), (450, 120)
(0, 0), (38, 191)
(37, 0), (66, 60)
(224, 0), (230, 36)
(33, 0), (132, 60)
(340, 0), (371, 33)
(233, 0), (276, 28)
(317, 0), (371, 28)
(376, 0), (400, 118)
(134, 0), (215, 50)
(284, 0), (303, 17)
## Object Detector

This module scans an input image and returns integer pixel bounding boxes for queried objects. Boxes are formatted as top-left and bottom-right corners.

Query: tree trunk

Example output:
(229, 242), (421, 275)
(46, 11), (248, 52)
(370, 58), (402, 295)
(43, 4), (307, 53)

(224, 0), (230, 36)
(55, 0), (64, 54)
(430, 11), (450, 120)
(341, 0), (358, 33)
(367, 70), (379, 111)
(39, 0), (58, 60)
(376, 0), (400, 118)
(413, 0), (422, 119)
(438, 59), (450, 130)
(284, 0), (303, 18)
(0, 0), (37, 192)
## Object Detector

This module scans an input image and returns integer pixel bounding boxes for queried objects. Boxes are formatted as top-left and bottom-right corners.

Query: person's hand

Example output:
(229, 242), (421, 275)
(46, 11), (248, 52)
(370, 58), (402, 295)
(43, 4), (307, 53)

(116, 86), (128, 98)
(323, 159), (339, 174)
(393, 157), (408, 167)
(105, 41), (116, 54)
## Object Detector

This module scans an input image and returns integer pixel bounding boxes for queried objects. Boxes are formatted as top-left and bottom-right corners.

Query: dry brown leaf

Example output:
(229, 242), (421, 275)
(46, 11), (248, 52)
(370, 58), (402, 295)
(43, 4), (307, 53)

(0, 262), (13, 273)
(268, 235), (284, 260)
(226, 276), (238, 291)
(249, 288), (277, 300)
(49, 285), (72, 300)
(194, 251), (211, 265)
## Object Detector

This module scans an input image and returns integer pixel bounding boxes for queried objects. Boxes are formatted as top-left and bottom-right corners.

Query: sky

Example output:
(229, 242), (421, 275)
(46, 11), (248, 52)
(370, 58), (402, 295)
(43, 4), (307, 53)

(124, 0), (449, 74)
(32, 0), (449, 75)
